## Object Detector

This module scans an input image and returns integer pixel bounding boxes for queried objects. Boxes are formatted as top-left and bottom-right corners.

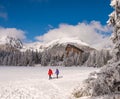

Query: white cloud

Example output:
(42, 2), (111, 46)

(0, 27), (26, 40)
(35, 21), (112, 49)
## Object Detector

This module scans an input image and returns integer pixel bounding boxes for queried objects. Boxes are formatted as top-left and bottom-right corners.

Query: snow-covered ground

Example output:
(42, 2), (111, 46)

(0, 66), (99, 99)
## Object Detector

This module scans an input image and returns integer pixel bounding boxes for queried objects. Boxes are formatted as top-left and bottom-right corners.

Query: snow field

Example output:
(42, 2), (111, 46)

(0, 66), (99, 99)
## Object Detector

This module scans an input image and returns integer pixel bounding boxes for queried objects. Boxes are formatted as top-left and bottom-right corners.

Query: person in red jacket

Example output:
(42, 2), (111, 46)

(48, 69), (53, 80)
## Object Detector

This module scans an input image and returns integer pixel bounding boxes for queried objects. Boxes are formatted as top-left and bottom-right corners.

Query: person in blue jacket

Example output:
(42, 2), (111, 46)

(55, 68), (59, 78)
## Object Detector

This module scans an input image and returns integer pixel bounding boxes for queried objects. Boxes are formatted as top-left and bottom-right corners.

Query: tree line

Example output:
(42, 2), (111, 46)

(0, 48), (112, 67)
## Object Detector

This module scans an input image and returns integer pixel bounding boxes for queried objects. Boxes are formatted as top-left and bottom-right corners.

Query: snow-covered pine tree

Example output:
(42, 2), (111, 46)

(41, 50), (50, 66)
(108, 0), (120, 62)
(71, 0), (120, 98)
(85, 50), (112, 67)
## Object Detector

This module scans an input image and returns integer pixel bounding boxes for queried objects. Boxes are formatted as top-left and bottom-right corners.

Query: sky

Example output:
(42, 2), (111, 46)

(0, 0), (113, 49)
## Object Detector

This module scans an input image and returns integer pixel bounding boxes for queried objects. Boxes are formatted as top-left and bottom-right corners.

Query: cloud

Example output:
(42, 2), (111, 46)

(0, 27), (26, 40)
(35, 21), (112, 49)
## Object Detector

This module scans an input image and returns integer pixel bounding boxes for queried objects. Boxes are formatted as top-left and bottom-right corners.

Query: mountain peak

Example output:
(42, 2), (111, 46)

(22, 38), (91, 52)
(45, 38), (89, 48)
(45, 38), (95, 53)
(0, 36), (23, 50)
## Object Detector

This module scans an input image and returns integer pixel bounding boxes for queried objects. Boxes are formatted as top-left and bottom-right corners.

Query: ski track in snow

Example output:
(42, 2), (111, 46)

(0, 66), (99, 99)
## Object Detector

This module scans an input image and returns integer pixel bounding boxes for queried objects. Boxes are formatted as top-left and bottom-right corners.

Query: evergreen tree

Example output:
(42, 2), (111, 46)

(108, 0), (120, 62)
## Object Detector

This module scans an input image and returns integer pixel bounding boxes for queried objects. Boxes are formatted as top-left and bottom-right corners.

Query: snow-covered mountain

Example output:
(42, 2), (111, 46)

(0, 36), (108, 53)
(0, 36), (94, 56)
(40, 38), (96, 66)
(0, 36), (23, 51)
(22, 38), (94, 52)
(43, 38), (95, 57)
(0, 36), (111, 66)
(45, 38), (89, 48)
(21, 42), (45, 52)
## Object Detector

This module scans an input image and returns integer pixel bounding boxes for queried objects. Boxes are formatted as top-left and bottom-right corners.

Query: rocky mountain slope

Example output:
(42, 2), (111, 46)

(21, 38), (94, 52)
(0, 36), (23, 52)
